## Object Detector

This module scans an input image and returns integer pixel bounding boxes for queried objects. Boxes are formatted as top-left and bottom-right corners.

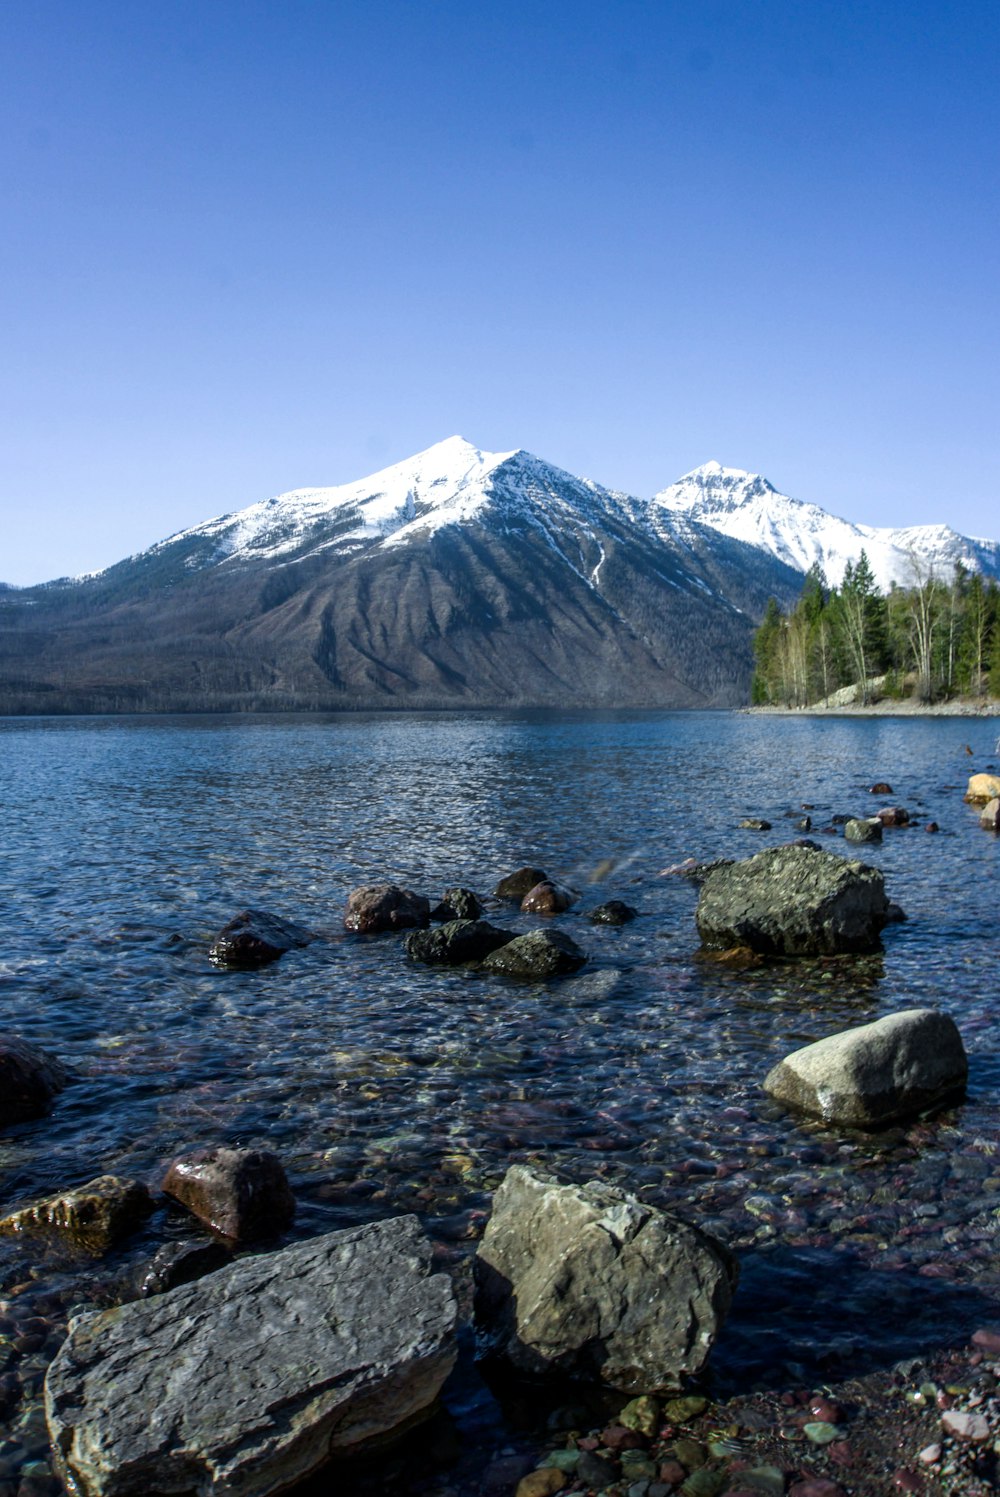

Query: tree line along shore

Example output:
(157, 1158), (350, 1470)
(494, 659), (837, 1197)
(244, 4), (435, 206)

(750, 553), (1000, 710)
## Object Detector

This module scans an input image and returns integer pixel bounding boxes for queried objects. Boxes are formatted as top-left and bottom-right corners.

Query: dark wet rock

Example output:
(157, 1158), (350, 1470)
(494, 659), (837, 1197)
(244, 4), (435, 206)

(208, 908), (315, 968)
(134, 1240), (234, 1298)
(405, 919), (514, 966)
(980, 797), (1000, 831)
(162, 1146), (295, 1243)
(521, 880), (577, 914)
(344, 884), (430, 933)
(0, 1037), (69, 1126)
(695, 844), (890, 956)
(764, 1007), (968, 1127)
(44, 1215), (457, 1497)
(660, 857), (734, 883)
(868, 782), (894, 795)
(480, 930), (587, 979)
(876, 806), (910, 827)
(589, 900), (638, 925)
(473, 1165), (737, 1393)
(429, 886), (483, 921)
(924, 820), (940, 833)
(794, 816), (812, 831)
(495, 866), (549, 900)
(0, 1176), (153, 1254)
(738, 818), (771, 831)
(576, 1449), (619, 1486)
(844, 817), (882, 843)
(966, 773), (1000, 804)
(830, 813), (851, 825)
(885, 901), (908, 923)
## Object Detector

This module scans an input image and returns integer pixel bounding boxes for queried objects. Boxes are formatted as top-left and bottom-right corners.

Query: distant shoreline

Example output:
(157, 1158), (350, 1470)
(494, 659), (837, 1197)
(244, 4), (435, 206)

(745, 697), (1000, 719)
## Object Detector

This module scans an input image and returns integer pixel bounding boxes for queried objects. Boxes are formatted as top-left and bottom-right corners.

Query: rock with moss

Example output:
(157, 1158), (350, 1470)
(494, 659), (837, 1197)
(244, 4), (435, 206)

(0, 1175), (153, 1254)
(696, 844), (889, 956)
(481, 930), (586, 978)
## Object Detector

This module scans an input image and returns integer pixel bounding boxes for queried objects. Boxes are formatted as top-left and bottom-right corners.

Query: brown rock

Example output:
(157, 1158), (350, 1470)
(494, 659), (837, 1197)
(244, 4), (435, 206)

(869, 782), (894, 794)
(495, 866), (548, 900)
(515, 1470), (567, 1497)
(208, 910), (315, 968)
(520, 880), (576, 914)
(0, 1036), (69, 1125)
(789, 1482), (846, 1497)
(163, 1146), (295, 1242)
(971, 1327), (1000, 1355)
(344, 884), (429, 933)
(876, 806), (910, 826)
(0, 1175), (153, 1253)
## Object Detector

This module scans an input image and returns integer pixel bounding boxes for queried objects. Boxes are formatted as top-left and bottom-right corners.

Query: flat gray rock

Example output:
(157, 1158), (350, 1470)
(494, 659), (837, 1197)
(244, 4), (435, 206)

(46, 1215), (457, 1497)
(764, 1007), (968, 1127)
(474, 1165), (736, 1393)
(696, 843), (889, 955)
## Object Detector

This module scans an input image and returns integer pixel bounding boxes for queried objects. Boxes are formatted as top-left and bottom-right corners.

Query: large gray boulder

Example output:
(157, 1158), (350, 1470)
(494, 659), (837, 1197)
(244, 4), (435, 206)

(764, 1008), (968, 1127)
(696, 843), (890, 955)
(45, 1215), (457, 1497)
(473, 1166), (736, 1394)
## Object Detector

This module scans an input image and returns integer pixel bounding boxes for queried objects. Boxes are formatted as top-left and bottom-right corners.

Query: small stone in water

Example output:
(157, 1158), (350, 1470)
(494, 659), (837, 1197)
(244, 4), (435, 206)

(807, 1397), (842, 1423)
(803, 1420), (841, 1444)
(515, 1469), (567, 1497)
(891, 1471), (923, 1492)
(663, 1396), (708, 1423)
(539, 1449), (579, 1472)
(739, 1469), (786, 1497)
(972, 1328), (1000, 1355)
(918, 1443), (941, 1464)
(672, 1436), (707, 1469)
(789, 1482), (846, 1497)
(620, 1395), (662, 1437)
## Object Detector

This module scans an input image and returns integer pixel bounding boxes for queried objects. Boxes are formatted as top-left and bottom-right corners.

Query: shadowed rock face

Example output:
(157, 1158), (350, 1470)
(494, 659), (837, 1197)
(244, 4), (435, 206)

(0, 1036), (68, 1125)
(45, 1215), (458, 1497)
(695, 844), (890, 955)
(764, 1008), (968, 1127)
(473, 1166), (737, 1393)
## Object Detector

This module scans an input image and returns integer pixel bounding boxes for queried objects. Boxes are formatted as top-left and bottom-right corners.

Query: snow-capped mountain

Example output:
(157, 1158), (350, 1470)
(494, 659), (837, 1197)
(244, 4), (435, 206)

(652, 461), (1000, 590)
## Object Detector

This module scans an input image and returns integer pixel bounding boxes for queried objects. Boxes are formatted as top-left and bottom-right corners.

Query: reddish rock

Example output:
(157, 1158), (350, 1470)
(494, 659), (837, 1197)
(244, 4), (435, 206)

(807, 1396), (843, 1423)
(876, 806), (910, 826)
(869, 781), (894, 794)
(658, 1458), (687, 1485)
(924, 821), (939, 833)
(163, 1146), (295, 1242)
(344, 883), (430, 933)
(972, 1326), (1000, 1355)
(0, 1036), (69, 1125)
(789, 1481), (847, 1497)
(601, 1424), (645, 1451)
(891, 1470), (923, 1491)
(521, 880), (576, 914)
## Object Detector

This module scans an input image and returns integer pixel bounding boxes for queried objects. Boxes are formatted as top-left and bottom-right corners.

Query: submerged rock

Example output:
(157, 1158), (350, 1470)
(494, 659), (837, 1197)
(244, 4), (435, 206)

(429, 886), (483, 921)
(521, 880), (577, 914)
(133, 1240), (234, 1298)
(45, 1215), (457, 1497)
(738, 818), (771, 831)
(876, 805), (910, 827)
(474, 1165), (736, 1393)
(659, 857), (734, 883)
(344, 884), (430, 933)
(764, 1007), (968, 1127)
(495, 866), (548, 900)
(696, 844), (889, 956)
(481, 930), (587, 978)
(0, 1036), (69, 1125)
(589, 900), (638, 925)
(163, 1146), (295, 1243)
(405, 919), (514, 966)
(208, 909), (315, 968)
(0, 1175), (153, 1254)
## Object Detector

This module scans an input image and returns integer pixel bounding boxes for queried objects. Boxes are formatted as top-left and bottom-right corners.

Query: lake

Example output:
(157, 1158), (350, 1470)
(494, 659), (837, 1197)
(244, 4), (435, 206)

(1, 709), (998, 1493)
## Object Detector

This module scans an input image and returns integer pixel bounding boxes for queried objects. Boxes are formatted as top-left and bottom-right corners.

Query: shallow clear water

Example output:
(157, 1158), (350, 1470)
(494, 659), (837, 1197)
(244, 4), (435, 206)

(1, 709), (998, 1491)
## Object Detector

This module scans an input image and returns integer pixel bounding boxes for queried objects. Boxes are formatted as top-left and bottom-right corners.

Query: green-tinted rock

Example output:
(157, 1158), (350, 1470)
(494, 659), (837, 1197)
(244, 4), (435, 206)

(538, 1450), (580, 1473)
(681, 1469), (728, 1497)
(619, 1395), (661, 1437)
(672, 1437), (707, 1470)
(803, 1420), (841, 1445)
(664, 1396), (708, 1423)
(742, 1468), (786, 1497)
(619, 1450), (657, 1477)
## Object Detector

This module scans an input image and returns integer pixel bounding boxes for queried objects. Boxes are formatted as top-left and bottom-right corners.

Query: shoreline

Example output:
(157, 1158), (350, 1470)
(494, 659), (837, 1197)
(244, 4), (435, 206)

(745, 697), (1000, 719)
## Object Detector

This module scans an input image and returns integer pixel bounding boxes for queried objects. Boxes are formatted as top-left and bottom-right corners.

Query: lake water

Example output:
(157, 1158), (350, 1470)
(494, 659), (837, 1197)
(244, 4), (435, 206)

(1, 709), (999, 1493)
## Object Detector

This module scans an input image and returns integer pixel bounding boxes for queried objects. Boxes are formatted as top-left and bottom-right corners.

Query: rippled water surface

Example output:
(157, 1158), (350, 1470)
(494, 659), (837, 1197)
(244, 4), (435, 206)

(1, 709), (999, 1492)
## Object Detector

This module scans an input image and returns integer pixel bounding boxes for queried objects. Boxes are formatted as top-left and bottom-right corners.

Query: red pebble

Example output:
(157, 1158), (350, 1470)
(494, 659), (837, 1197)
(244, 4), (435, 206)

(576, 1436), (599, 1450)
(892, 1470), (923, 1492)
(972, 1328), (1000, 1355)
(659, 1459), (687, 1485)
(789, 1482), (847, 1497)
(601, 1424), (644, 1451)
(808, 1397), (843, 1423)
(828, 1441), (854, 1466)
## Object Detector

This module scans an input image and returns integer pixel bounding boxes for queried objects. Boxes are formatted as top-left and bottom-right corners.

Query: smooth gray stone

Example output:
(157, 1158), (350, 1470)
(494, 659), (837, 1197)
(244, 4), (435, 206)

(764, 1007), (968, 1127)
(474, 1165), (736, 1393)
(45, 1214), (457, 1497)
(696, 843), (889, 955)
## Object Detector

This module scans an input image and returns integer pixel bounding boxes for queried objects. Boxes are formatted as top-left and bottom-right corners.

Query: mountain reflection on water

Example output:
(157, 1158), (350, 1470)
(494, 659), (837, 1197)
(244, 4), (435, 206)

(1, 708), (998, 1494)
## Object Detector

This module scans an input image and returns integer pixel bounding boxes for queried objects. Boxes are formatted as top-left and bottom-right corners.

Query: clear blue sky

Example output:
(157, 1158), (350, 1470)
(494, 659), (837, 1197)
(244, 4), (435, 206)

(2, 0), (998, 584)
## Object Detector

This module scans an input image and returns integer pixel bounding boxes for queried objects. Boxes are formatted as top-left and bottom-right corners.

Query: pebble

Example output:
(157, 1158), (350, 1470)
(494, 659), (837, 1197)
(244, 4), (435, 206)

(515, 1470), (567, 1497)
(972, 1328), (1000, 1356)
(802, 1420), (841, 1445)
(658, 1458), (687, 1484)
(918, 1442), (941, 1463)
(941, 1408), (991, 1442)
(663, 1396), (708, 1423)
(576, 1449), (619, 1486)
(891, 1470), (922, 1491)
(620, 1396), (662, 1438)
(788, 1482), (846, 1497)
